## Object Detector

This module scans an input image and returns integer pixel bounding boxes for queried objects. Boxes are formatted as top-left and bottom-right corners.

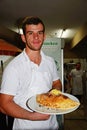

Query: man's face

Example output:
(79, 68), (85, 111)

(76, 64), (81, 70)
(22, 23), (45, 51)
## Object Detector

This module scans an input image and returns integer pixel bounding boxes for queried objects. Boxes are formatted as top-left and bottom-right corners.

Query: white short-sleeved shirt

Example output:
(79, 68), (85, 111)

(0, 49), (60, 130)
(70, 68), (83, 95)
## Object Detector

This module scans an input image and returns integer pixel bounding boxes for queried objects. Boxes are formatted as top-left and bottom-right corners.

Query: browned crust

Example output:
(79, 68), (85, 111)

(36, 93), (80, 110)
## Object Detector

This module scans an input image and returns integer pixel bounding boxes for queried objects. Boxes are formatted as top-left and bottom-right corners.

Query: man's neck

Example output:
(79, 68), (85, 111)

(25, 49), (41, 65)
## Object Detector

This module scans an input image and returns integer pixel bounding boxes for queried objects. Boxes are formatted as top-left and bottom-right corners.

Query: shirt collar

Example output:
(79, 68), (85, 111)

(22, 48), (46, 62)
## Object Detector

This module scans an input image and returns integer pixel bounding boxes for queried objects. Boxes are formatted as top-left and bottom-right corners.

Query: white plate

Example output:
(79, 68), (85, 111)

(26, 93), (80, 115)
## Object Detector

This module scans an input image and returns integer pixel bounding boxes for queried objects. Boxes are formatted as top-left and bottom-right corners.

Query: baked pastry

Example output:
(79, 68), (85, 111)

(36, 89), (80, 110)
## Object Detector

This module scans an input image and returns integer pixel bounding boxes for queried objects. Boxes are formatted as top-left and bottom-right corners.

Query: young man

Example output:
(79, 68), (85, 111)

(0, 16), (62, 130)
(69, 62), (83, 102)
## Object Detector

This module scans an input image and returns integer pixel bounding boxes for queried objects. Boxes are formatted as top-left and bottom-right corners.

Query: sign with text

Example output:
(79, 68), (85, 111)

(42, 38), (62, 80)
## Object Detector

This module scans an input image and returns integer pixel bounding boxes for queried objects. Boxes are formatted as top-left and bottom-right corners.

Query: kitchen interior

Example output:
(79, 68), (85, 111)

(0, 0), (87, 130)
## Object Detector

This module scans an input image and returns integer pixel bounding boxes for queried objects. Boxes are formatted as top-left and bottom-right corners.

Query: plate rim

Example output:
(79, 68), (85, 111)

(26, 93), (80, 115)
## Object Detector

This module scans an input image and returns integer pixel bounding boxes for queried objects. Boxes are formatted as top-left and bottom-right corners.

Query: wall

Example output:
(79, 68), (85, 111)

(0, 55), (14, 86)
(64, 58), (87, 72)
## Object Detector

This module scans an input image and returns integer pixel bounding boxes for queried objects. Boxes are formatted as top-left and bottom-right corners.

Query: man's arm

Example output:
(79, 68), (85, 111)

(0, 93), (50, 121)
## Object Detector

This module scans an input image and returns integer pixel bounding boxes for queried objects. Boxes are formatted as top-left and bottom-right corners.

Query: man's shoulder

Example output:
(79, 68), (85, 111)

(71, 68), (76, 72)
(5, 51), (26, 70)
(70, 69), (76, 75)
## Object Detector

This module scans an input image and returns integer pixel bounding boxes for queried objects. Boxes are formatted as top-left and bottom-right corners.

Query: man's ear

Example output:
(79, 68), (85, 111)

(21, 34), (26, 43)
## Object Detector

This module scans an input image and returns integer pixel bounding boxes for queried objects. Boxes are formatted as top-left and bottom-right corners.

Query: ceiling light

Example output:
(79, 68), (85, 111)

(62, 29), (74, 38)
(56, 29), (77, 39)
(19, 28), (23, 34)
(56, 29), (64, 38)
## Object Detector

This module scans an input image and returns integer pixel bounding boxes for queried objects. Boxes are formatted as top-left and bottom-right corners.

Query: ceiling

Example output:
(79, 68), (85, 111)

(0, 0), (87, 57)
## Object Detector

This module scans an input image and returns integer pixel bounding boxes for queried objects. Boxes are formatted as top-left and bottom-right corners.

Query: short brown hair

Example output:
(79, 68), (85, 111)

(22, 16), (45, 34)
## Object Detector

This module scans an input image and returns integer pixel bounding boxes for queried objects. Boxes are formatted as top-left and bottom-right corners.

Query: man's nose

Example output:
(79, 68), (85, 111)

(33, 33), (39, 39)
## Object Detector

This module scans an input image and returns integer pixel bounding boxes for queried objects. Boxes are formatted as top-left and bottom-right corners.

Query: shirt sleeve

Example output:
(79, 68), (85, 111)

(0, 65), (19, 96)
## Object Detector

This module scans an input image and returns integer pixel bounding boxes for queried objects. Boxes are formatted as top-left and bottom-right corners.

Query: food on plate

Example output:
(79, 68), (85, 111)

(49, 89), (62, 95)
(36, 89), (80, 110)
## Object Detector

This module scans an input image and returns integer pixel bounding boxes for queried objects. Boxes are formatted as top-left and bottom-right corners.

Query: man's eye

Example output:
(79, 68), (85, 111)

(26, 31), (33, 35)
(28, 32), (33, 35)
(38, 31), (43, 34)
